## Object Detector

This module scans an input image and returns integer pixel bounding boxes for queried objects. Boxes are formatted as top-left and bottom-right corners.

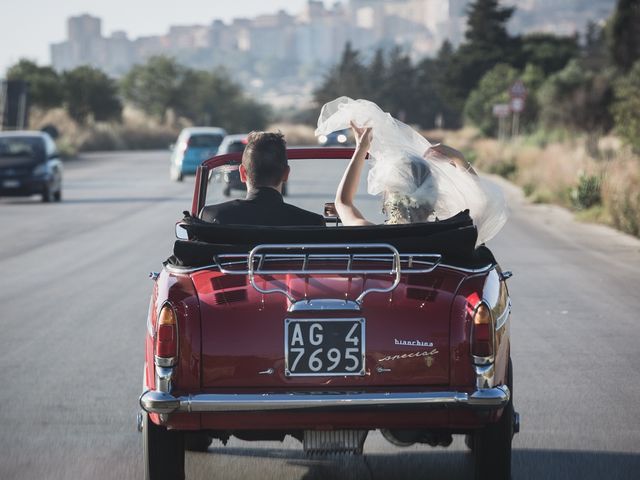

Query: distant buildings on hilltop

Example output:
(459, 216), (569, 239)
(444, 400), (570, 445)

(49, 0), (614, 105)
(51, 1), (468, 72)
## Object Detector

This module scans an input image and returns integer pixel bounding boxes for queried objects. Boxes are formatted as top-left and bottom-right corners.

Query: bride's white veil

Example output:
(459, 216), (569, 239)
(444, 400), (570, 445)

(315, 96), (507, 245)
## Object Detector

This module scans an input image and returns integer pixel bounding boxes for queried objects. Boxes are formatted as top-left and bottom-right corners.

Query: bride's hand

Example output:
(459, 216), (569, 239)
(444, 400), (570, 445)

(350, 121), (372, 152)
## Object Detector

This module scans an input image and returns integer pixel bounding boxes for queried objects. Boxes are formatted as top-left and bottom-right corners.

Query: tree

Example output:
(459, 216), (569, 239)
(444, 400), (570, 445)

(314, 43), (368, 106)
(414, 52), (455, 129)
(519, 33), (579, 75)
(464, 0), (515, 48)
(120, 56), (185, 121)
(583, 21), (610, 71)
(6, 59), (64, 109)
(437, 0), (519, 127)
(174, 68), (269, 131)
(538, 60), (614, 143)
(423, 41), (463, 129)
(519, 63), (546, 129)
(379, 47), (417, 122)
(62, 66), (122, 124)
(365, 49), (386, 104)
(611, 60), (640, 152)
(464, 64), (519, 136)
(609, 0), (640, 71)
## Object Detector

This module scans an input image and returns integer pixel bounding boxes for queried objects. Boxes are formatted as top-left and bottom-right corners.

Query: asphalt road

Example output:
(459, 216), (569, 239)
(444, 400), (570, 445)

(0, 150), (639, 480)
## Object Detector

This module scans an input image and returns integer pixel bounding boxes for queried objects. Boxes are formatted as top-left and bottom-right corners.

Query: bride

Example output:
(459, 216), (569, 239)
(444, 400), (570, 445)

(315, 97), (507, 244)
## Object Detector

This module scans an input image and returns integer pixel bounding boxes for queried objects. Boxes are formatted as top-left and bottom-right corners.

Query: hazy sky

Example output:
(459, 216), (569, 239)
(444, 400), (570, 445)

(0, 0), (320, 75)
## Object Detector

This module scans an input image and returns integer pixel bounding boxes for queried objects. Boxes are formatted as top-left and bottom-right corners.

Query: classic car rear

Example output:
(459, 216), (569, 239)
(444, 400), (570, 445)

(139, 148), (518, 480)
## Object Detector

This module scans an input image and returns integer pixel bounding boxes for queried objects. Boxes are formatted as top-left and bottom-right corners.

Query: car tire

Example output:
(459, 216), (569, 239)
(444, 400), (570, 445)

(184, 432), (212, 452)
(142, 413), (185, 480)
(464, 433), (474, 451)
(473, 359), (514, 480)
(53, 188), (62, 202)
(170, 168), (184, 183)
(41, 184), (53, 203)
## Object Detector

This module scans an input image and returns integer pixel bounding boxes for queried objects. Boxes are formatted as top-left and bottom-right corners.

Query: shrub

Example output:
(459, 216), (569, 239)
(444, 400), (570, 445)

(488, 158), (518, 178)
(538, 60), (614, 136)
(611, 61), (640, 153)
(463, 63), (519, 136)
(602, 157), (640, 236)
(571, 173), (602, 209)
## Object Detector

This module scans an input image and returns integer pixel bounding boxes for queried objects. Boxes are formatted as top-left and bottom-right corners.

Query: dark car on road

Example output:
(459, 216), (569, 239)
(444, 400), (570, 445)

(215, 133), (287, 197)
(215, 133), (248, 196)
(0, 131), (63, 202)
(318, 129), (352, 147)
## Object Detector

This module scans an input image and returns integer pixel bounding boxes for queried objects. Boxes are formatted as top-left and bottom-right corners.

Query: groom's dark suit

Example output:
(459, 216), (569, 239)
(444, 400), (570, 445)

(200, 187), (325, 226)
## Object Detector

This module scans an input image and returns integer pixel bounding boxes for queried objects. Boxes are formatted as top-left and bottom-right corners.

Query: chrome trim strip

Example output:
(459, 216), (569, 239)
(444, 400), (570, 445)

(165, 264), (218, 274)
(440, 263), (495, 274)
(155, 366), (173, 394)
(139, 386), (510, 415)
(154, 355), (177, 367)
(474, 363), (495, 389)
(495, 299), (511, 331)
(164, 258), (492, 276)
(289, 299), (361, 312)
(472, 355), (494, 366)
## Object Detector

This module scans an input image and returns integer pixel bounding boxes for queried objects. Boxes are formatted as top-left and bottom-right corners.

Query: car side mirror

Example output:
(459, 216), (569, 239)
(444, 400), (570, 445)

(175, 223), (189, 240)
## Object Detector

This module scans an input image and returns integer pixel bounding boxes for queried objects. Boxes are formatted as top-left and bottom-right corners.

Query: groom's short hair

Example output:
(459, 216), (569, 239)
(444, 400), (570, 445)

(242, 131), (288, 187)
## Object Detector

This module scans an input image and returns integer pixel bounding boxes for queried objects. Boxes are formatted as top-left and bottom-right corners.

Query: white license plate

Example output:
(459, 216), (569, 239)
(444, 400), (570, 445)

(2, 180), (20, 188)
(284, 318), (365, 377)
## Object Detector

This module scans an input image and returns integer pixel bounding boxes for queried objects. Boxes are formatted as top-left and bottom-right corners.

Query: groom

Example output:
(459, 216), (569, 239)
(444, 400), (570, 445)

(200, 131), (325, 226)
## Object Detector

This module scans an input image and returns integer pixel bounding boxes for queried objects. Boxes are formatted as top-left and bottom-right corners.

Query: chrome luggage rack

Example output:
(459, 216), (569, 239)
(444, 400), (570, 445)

(213, 243), (442, 308)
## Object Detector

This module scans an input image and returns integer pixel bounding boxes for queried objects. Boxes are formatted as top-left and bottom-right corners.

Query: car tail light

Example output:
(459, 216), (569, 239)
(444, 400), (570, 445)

(471, 302), (494, 360)
(155, 304), (178, 363)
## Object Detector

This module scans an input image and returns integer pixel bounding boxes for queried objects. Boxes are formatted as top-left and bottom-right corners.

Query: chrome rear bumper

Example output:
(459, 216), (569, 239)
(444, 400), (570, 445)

(139, 386), (510, 415)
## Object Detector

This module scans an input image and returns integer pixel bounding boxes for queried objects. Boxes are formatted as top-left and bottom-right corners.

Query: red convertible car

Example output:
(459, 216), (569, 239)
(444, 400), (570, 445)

(139, 148), (518, 480)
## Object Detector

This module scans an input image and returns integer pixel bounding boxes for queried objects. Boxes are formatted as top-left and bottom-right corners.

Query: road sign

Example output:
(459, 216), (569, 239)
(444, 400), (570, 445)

(509, 80), (527, 99)
(492, 104), (510, 118)
(510, 97), (525, 113)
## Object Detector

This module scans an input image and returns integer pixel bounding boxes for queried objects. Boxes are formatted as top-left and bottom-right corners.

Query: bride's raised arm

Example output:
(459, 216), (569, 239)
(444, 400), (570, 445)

(428, 144), (478, 176)
(334, 122), (374, 226)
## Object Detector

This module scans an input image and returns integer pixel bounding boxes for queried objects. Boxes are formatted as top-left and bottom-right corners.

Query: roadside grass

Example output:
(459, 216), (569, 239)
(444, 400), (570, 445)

(29, 108), (318, 157)
(429, 127), (640, 239)
(267, 123), (316, 146)
(25, 108), (639, 239)
(30, 107), (185, 157)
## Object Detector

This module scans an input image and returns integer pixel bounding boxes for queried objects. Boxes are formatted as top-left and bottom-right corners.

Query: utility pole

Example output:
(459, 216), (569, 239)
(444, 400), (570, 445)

(492, 104), (510, 142)
(509, 80), (527, 139)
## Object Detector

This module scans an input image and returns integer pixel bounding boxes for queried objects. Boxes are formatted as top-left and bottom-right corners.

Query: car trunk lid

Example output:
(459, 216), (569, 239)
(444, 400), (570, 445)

(193, 266), (465, 389)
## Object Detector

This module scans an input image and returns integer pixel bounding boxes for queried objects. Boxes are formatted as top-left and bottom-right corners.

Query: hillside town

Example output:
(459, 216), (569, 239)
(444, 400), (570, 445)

(50, 0), (614, 102)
